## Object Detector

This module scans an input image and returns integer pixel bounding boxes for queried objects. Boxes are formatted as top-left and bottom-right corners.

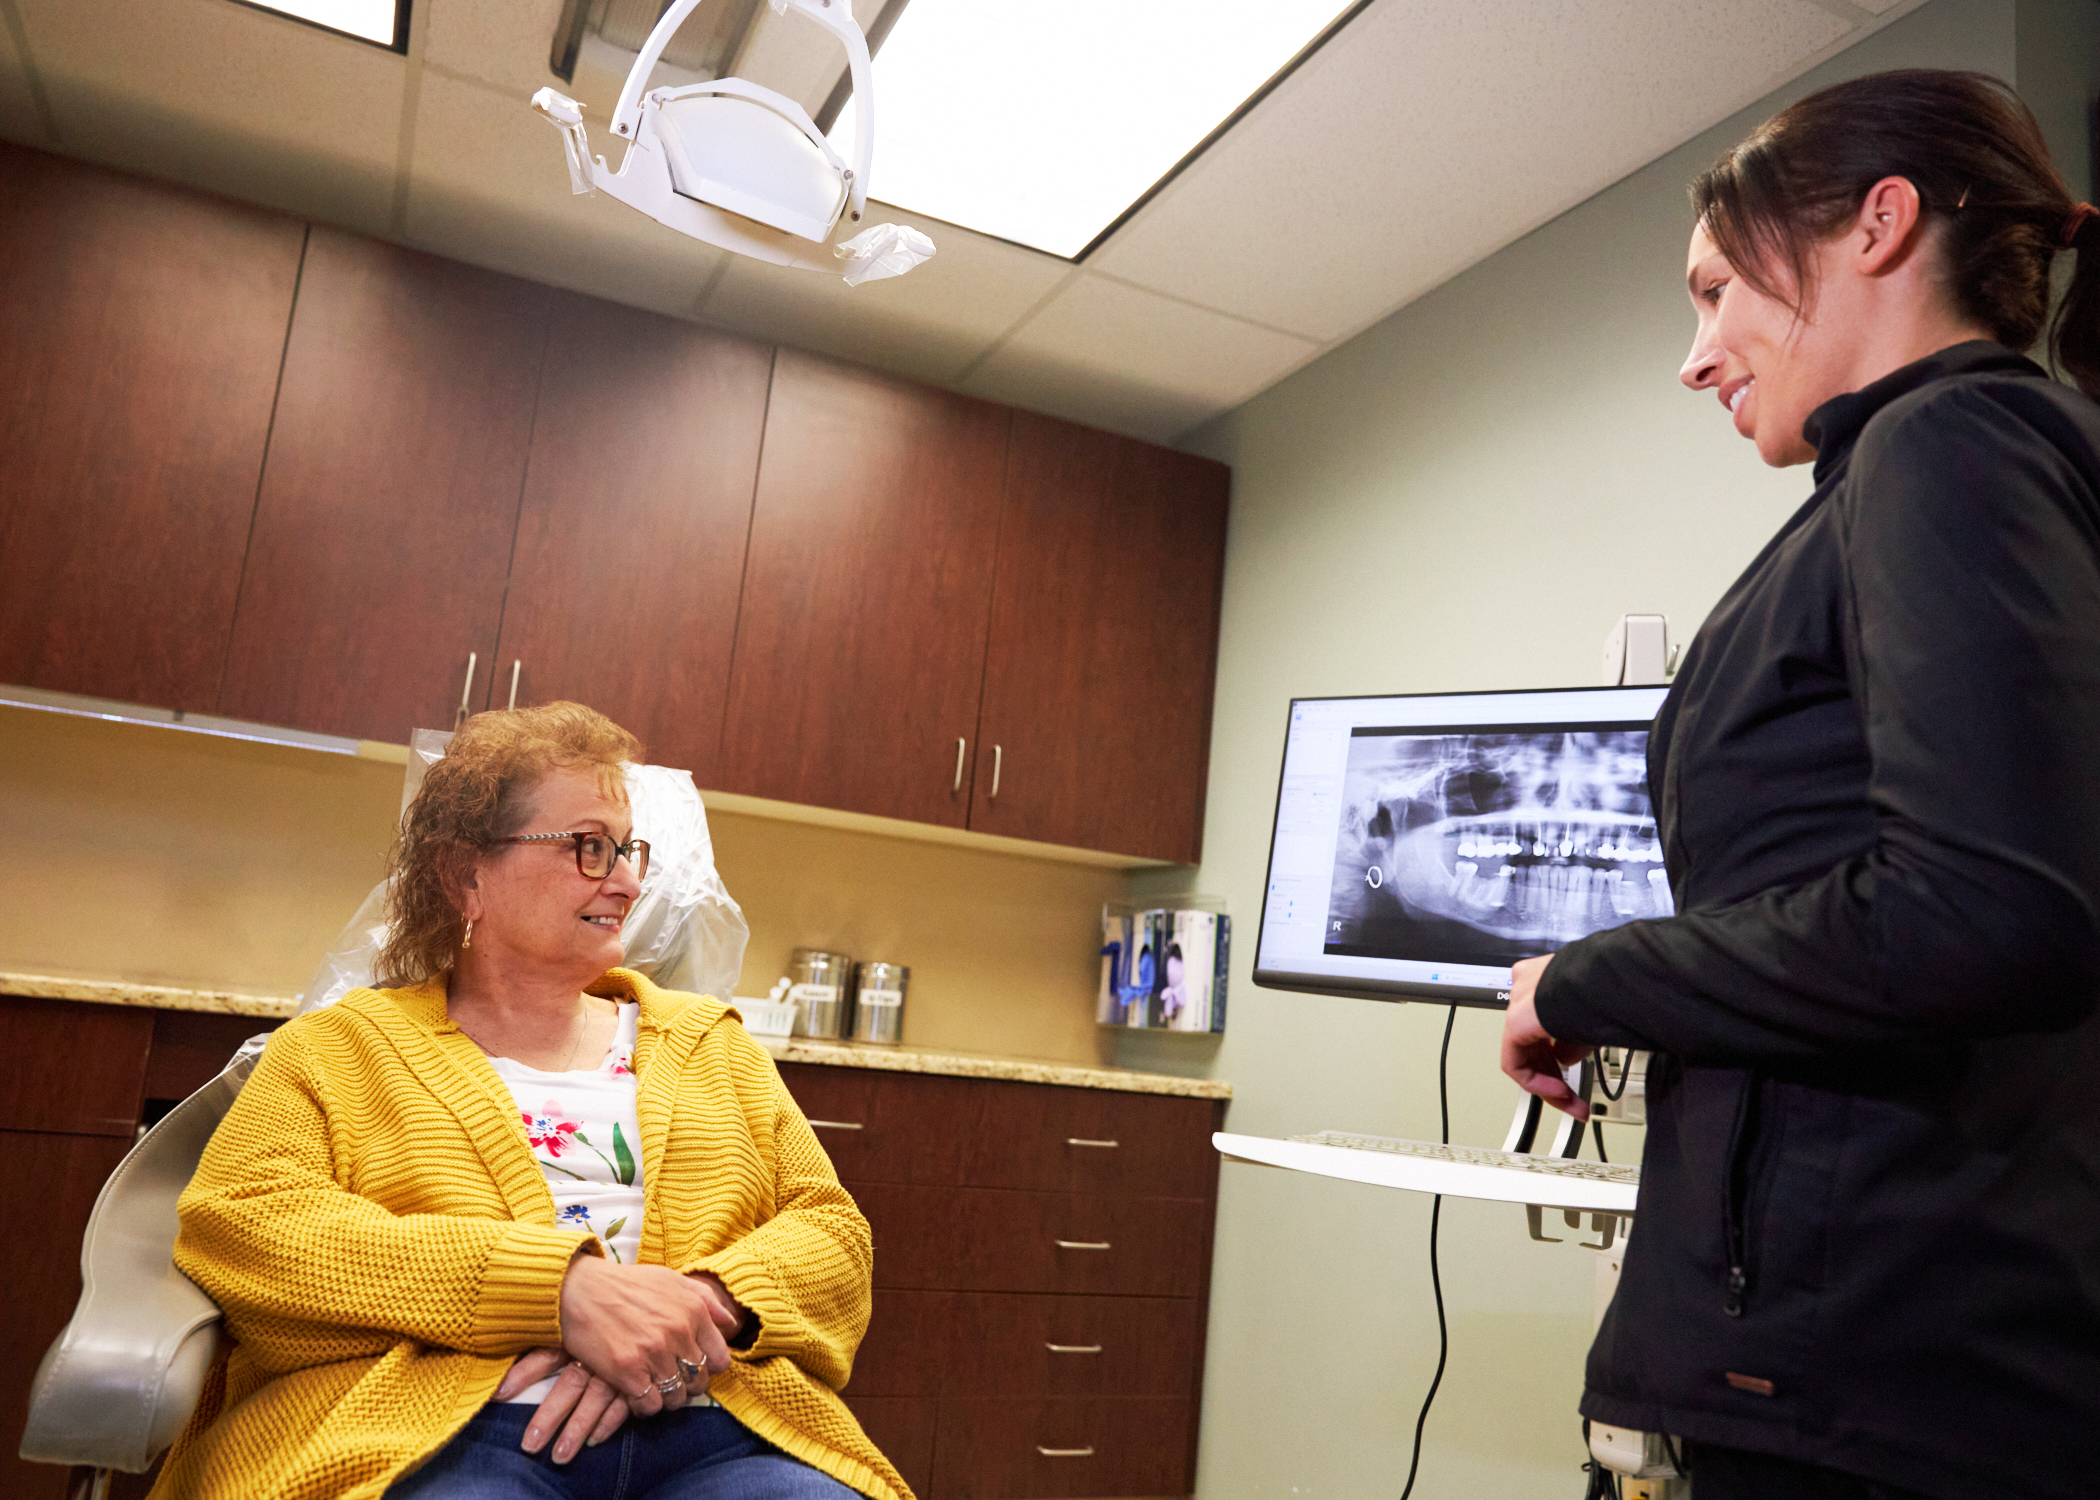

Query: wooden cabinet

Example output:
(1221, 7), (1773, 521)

(967, 414), (1229, 863)
(0, 146), (1232, 865)
(0, 142), (303, 713)
(0, 997), (284, 1500)
(215, 229), (553, 745)
(493, 296), (771, 780)
(715, 356), (1229, 862)
(717, 350), (1011, 827)
(781, 1061), (1225, 1499)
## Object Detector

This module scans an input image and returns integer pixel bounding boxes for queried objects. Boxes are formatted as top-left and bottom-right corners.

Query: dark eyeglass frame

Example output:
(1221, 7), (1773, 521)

(501, 830), (651, 882)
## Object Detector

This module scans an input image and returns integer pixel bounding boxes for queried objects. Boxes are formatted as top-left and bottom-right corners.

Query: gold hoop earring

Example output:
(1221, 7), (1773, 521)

(463, 919), (474, 950)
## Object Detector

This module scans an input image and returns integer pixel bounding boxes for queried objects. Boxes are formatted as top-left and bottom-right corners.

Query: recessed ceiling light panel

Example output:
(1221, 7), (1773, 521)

(827, 0), (1362, 259)
(230, 0), (409, 50)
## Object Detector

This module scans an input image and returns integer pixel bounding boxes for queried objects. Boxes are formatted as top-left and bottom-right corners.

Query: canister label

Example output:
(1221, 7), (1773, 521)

(788, 983), (839, 1006)
(858, 988), (904, 1008)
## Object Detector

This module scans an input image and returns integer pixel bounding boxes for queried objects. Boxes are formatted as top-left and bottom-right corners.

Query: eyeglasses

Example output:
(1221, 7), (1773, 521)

(502, 831), (651, 882)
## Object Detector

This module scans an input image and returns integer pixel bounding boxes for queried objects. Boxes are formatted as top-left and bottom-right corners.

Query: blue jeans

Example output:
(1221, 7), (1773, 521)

(386, 1402), (860, 1500)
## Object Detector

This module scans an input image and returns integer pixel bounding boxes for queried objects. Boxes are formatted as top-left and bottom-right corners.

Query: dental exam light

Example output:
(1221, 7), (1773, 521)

(530, 0), (934, 286)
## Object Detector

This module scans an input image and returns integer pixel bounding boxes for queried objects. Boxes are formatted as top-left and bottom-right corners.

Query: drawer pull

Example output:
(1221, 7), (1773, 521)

(1065, 1137), (1120, 1149)
(1046, 1343), (1103, 1354)
(807, 1119), (865, 1131)
(1054, 1239), (1111, 1250)
(1036, 1446), (1095, 1458)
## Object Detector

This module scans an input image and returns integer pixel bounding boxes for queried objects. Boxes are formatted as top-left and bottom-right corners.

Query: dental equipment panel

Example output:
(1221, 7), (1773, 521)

(530, 0), (934, 285)
(1254, 683), (1670, 1008)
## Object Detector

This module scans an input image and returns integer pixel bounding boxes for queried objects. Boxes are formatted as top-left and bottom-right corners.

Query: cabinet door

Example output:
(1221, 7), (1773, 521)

(0, 144), (301, 712)
(969, 413), (1228, 861)
(717, 350), (1009, 826)
(493, 296), (769, 779)
(0, 1131), (134, 1500)
(216, 229), (551, 744)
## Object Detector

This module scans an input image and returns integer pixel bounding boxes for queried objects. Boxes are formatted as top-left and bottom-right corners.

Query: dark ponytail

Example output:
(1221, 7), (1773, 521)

(1691, 70), (2100, 398)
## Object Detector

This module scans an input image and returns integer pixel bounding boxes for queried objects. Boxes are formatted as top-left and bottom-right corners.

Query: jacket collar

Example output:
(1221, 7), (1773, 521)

(1804, 339), (2042, 485)
(339, 970), (742, 1227)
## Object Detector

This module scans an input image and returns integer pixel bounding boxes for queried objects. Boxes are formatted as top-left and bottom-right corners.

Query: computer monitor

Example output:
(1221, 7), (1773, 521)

(1254, 684), (1671, 1008)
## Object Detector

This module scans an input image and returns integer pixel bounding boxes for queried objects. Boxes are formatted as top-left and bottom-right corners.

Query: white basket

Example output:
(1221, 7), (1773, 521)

(735, 997), (798, 1038)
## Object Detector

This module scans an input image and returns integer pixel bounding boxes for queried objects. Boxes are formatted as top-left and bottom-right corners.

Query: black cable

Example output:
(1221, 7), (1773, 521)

(1595, 1124), (1608, 1164)
(1597, 1047), (1635, 1102)
(1399, 1005), (1457, 1500)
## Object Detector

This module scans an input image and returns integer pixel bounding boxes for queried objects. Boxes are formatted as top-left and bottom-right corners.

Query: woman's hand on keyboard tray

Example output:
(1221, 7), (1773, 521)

(1501, 956), (1593, 1120)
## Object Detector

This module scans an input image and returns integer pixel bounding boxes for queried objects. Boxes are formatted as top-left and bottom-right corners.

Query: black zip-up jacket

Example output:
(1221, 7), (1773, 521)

(1536, 343), (2100, 1500)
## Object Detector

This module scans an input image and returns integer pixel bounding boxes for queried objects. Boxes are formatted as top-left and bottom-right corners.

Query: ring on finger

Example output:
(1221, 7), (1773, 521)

(677, 1357), (705, 1383)
(655, 1374), (684, 1396)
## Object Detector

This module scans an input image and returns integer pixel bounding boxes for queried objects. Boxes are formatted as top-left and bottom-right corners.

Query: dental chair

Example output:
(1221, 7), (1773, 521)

(19, 757), (747, 1493)
(20, 1035), (270, 1491)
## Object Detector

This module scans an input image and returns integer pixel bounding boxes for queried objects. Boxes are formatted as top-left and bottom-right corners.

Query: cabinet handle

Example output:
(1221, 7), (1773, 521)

(991, 743), (1003, 798)
(1046, 1343), (1103, 1354)
(952, 738), (966, 794)
(507, 659), (521, 711)
(1053, 1239), (1111, 1250)
(1065, 1137), (1119, 1149)
(455, 652), (478, 727)
(1036, 1446), (1095, 1458)
(808, 1119), (865, 1131)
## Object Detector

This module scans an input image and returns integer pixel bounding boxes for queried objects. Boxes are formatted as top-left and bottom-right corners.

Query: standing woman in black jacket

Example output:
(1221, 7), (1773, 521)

(1499, 71), (2100, 1500)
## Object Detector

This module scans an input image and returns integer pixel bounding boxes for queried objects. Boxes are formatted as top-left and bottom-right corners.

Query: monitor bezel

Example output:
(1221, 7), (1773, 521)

(1250, 682), (1667, 1012)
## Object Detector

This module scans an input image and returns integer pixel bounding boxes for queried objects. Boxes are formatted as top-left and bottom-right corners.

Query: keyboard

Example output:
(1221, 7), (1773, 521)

(1290, 1130), (1640, 1187)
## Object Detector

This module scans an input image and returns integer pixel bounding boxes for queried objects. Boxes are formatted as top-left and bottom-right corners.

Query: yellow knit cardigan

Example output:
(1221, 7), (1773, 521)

(155, 969), (910, 1500)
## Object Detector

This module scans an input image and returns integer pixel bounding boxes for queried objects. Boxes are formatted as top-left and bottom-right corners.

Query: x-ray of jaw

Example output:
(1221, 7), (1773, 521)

(1324, 730), (1670, 969)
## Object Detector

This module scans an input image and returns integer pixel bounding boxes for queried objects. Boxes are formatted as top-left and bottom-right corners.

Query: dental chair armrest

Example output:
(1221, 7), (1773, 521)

(20, 1036), (268, 1472)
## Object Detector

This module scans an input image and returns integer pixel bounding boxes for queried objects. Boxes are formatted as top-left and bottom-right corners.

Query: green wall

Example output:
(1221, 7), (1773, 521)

(1119, 0), (2099, 1492)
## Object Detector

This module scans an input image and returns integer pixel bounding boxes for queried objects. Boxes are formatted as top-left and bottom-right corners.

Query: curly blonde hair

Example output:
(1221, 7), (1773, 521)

(375, 702), (642, 989)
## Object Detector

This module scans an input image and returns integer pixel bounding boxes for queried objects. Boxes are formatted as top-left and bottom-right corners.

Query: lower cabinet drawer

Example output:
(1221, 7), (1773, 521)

(932, 1398), (1193, 1499)
(854, 1290), (1202, 1400)
(842, 1395), (937, 1500)
(853, 1183), (1209, 1296)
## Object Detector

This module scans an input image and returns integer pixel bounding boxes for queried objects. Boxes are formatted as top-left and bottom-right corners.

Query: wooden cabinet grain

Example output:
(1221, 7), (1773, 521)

(0, 142), (303, 713)
(215, 229), (553, 744)
(493, 296), (771, 780)
(968, 413), (1229, 863)
(783, 1063), (1223, 1498)
(717, 349), (1011, 827)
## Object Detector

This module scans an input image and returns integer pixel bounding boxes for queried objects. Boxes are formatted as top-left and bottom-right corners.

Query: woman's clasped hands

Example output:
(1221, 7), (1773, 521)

(494, 1258), (749, 1464)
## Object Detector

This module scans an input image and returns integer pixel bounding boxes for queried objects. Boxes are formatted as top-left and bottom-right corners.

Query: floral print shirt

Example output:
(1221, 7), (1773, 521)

(487, 1004), (646, 1275)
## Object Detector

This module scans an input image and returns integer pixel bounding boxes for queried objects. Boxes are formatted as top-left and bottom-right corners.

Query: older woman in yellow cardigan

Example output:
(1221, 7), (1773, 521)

(159, 703), (909, 1500)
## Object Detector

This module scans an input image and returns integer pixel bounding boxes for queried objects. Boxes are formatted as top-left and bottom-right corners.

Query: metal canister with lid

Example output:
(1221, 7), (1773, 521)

(850, 961), (909, 1045)
(788, 948), (854, 1039)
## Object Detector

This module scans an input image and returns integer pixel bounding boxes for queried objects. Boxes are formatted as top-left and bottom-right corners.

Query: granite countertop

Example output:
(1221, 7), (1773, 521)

(760, 1035), (1231, 1099)
(0, 972), (1231, 1099)
(0, 971), (301, 1019)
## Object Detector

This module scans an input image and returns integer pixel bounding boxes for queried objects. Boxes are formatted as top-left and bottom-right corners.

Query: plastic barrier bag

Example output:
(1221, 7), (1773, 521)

(835, 223), (936, 287)
(299, 735), (748, 1013)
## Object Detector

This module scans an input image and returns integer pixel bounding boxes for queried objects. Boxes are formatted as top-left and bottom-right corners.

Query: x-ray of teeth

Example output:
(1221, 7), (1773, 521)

(1324, 729), (1669, 969)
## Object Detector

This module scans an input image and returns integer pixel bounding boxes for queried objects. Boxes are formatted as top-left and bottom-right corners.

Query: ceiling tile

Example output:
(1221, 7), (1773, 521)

(728, 0), (887, 118)
(1090, 0), (1861, 343)
(698, 205), (1071, 385)
(15, 0), (404, 234)
(960, 274), (1319, 442)
(423, 0), (567, 97)
(404, 67), (726, 318)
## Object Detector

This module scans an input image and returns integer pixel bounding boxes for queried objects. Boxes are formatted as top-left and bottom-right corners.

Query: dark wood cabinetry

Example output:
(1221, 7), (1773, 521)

(0, 143), (304, 714)
(216, 230), (554, 745)
(780, 1062), (1224, 1499)
(0, 997), (283, 1500)
(493, 297), (771, 781)
(0, 145), (1231, 864)
(718, 351), (1011, 828)
(968, 415), (1229, 863)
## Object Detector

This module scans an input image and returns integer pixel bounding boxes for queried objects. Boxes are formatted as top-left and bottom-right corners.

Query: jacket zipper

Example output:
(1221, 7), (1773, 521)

(1721, 1069), (1759, 1317)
